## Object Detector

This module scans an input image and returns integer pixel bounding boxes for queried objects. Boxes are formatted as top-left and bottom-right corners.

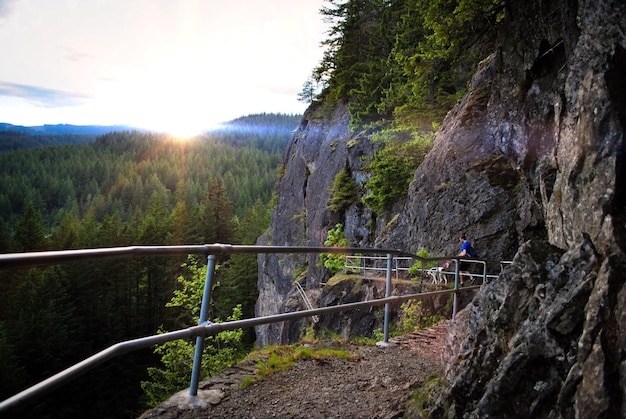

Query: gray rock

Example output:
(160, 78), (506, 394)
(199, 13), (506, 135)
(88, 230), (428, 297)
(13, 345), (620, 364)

(257, 0), (626, 415)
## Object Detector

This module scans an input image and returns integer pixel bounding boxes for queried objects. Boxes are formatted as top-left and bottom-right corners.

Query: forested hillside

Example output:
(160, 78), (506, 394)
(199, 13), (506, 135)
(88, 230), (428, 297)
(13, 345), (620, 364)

(0, 113), (299, 418)
(0, 131), (98, 152)
(308, 0), (500, 129)
(0, 123), (141, 151)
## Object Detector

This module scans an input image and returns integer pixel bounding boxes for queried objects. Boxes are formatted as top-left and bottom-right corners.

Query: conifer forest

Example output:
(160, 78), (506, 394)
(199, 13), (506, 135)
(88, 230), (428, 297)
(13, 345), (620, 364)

(0, 114), (299, 417)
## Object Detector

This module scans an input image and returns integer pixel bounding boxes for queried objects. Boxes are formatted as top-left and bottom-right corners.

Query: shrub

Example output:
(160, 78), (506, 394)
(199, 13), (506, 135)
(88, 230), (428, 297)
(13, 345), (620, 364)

(328, 169), (358, 212)
(362, 130), (433, 214)
(399, 300), (445, 334)
(408, 248), (437, 279)
(141, 258), (248, 407)
(318, 223), (350, 274)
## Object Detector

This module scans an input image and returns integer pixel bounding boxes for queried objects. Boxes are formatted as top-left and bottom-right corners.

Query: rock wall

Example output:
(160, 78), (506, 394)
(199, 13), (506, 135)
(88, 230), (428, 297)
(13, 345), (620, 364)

(255, 102), (379, 346)
(257, 0), (625, 414)
(412, 0), (626, 416)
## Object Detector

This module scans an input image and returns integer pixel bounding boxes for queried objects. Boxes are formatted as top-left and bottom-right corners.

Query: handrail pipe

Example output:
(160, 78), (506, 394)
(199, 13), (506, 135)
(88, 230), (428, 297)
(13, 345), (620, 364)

(0, 244), (483, 414)
(0, 287), (467, 413)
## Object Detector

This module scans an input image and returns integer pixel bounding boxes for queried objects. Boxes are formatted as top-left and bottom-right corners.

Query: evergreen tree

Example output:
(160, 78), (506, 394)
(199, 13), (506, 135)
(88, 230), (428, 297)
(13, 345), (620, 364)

(0, 322), (26, 399)
(298, 76), (318, 104)
(200, 179), (235, 244)
(315, 0), (503, 129)
(211, 200), (269, 325)
(0, 217), (13, 252)
(13, 200), (49, 252)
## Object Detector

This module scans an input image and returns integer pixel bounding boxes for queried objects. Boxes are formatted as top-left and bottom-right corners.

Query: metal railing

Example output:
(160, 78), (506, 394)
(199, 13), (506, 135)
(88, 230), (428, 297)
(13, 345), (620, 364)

(0, 244), (480, 414)
(345, 255), (414, 279)
(345, 255), (499, 285)
(295, 282), (319, 323)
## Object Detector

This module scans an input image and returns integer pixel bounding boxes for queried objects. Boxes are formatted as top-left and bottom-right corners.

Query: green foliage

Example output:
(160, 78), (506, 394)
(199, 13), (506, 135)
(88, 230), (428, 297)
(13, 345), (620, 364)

(298, 76), (321, 104)
(389, 0), (505, 124)
(362, 130), (433, 214)
(408, 247), (437, 278)
(199, 178), (236, 244)
(328, 168), (358, 212)
(373, 328), (385, 342)
(0, 323), (25, 400)
(167, 258), (207, 319)
(215, 113), (301, 155)
(0, 114), (297, 239)
(13, 200), (49, 251)
(0, 114), (289, 417)
(318, 223), (350, 274)
(141, 306), (245, 407)
(212, 254), (260, 327)
(240, 345), (354, 389)
(399, 300), (445, 334)
(141, 338), (195, 406)
(0, 130), (96, 152)
(350, 335), (378, 346)
(0, 322), (26, 398)
(142, 257), (248, 407)
(406, 374), (449, 417)
(315, 0), (503, 129)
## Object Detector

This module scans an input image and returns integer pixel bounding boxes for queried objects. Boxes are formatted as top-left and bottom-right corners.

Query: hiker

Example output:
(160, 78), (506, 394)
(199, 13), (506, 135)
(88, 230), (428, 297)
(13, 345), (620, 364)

(458, 234), (478, 285)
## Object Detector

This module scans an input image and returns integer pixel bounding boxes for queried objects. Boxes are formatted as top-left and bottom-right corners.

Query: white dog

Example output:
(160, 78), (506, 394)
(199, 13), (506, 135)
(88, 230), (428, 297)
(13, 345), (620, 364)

(428, 260), (451, 284)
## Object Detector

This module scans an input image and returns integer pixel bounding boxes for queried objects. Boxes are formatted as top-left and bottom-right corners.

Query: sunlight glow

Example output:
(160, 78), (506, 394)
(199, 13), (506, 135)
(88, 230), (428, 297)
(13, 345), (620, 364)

(0, 0), (328, 130)
(91, 58), (229, 138)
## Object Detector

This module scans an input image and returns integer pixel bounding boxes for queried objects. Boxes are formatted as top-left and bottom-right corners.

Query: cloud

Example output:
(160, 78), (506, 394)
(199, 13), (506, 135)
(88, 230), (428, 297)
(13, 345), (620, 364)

(0, 0), (18, 18)
(0, 81), (89, 108)
(62, 45), (91, 63)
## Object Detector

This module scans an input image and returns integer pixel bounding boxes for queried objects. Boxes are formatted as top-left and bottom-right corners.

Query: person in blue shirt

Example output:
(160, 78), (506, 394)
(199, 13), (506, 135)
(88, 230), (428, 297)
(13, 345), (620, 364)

(458, 234), (477, 285)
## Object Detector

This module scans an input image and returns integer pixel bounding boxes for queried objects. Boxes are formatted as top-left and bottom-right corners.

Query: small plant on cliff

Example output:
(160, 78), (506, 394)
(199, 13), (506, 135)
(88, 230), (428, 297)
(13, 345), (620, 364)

(318, 223), (350, 274)
(328, 168), (358, 212)
(399, 300), (446, 334)
(406, 374), (450, 417)
(362, 130), (433, 214)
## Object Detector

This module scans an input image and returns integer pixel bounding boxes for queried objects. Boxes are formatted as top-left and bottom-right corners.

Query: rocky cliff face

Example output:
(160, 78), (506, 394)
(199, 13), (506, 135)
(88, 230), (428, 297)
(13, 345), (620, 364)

(424, 0), (626, 416)
(255, 102), (384, 346)
(257, 0), (625, 415)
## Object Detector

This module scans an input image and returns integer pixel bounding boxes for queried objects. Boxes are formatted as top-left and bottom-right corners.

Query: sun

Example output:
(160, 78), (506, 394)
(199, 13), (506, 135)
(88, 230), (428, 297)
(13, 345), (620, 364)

(161, 121), (206, 140)
(93, 52), (229, 139)
(130, 100), (219, 139)
(156, 116), (225, 139)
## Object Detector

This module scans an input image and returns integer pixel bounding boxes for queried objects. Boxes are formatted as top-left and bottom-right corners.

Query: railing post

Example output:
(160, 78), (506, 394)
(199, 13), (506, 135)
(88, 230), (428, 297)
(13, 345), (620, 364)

(482, 260), (487, 284)
(395, 257), (399, 280)
(362, 256), (366, 280)
(453, 259), (459, 319)
(378, 253), (393, 346)
(189, 254), (217, 396)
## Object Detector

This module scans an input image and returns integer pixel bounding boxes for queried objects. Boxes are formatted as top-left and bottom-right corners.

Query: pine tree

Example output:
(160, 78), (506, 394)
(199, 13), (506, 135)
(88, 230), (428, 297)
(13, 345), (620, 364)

(201, 179), (235, 244)
(13, 200), (49, 252)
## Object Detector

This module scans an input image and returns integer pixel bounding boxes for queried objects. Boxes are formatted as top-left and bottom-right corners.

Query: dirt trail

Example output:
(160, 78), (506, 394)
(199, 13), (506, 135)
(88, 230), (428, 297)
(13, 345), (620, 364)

(141, 322), (448, 419)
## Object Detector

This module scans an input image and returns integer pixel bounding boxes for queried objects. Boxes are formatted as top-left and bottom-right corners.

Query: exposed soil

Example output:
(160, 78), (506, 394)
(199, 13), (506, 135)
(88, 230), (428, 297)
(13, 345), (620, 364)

(140, 322), (448, 419)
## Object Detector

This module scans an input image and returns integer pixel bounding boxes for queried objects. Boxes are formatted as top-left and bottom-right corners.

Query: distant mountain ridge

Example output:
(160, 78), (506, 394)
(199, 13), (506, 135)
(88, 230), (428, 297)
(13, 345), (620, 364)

(0, 114), (302, 152)
(0, 122), (136, 136)
(0, 123), (144, 152)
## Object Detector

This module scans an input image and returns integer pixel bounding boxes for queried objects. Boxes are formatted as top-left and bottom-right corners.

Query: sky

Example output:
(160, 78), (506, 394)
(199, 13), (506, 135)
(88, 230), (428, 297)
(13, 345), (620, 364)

(0, 0), (329, 136)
